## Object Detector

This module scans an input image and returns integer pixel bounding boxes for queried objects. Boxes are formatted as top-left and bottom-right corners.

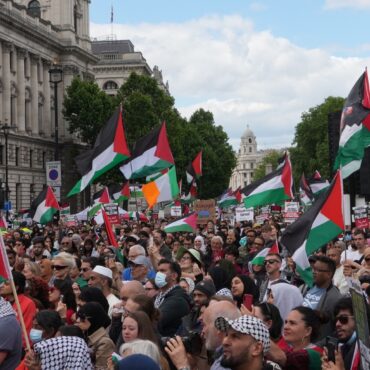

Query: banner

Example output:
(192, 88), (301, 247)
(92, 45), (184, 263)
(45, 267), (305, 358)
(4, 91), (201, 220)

(284, 201), (300, 224)
(170, 206), (182, 217)
(353, 206), (369, 229)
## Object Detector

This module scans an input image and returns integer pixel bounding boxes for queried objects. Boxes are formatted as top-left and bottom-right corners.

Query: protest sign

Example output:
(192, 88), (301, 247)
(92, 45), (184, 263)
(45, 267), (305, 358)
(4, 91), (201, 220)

(103, 203), (120, 225)
(235, 207), (254, 222)
(170, 206), (182, 217)
(284, 201), (300, 224)
(194, 199), (216, 224)
(353, 206), (369, 229)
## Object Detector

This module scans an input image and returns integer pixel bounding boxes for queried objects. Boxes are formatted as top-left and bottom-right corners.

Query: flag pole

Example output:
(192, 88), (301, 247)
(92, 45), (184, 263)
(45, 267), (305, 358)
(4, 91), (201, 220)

(0, 230), (31, 352)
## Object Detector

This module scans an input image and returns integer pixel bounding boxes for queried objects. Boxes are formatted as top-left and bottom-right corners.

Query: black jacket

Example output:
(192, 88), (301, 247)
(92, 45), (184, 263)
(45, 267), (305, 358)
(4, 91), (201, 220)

(157, 285), (191, 337)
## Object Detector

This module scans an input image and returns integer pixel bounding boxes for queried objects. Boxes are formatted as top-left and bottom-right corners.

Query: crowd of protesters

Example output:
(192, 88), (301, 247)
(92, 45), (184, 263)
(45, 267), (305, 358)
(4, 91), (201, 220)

(0, 217), (369, 370)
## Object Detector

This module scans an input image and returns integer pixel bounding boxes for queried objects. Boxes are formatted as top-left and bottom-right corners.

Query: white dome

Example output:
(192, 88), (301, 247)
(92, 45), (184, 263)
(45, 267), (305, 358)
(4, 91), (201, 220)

(241, 125), (255, 139)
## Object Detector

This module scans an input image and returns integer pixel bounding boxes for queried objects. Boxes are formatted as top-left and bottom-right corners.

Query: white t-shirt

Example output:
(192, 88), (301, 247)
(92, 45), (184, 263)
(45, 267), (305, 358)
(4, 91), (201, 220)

(340, 249), (362, 264)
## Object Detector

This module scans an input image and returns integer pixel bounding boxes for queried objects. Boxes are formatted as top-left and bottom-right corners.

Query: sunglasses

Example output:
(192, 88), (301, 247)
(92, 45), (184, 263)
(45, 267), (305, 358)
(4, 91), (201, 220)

(335, 315), (354, 324)
(264, 260), (279, 265)
(52, 265), (68, 270)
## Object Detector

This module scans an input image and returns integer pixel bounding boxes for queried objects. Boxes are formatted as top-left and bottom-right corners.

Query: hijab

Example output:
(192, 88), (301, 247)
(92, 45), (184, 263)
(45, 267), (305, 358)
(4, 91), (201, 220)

(233, 274), (259, 307)
(79, 287), (109, 314)
(78, 302), (111, 336)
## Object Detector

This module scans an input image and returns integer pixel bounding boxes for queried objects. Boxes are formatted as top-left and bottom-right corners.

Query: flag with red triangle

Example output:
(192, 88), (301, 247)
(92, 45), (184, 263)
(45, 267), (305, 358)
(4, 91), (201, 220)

(112, 182), (130, 204)
(120, 122), (174, 179)
(68, 107), (130, 196)
(251, 241), (280, 265)
(308, 170), (329, 197)
(164, 212), (198, 233)
(30, 186), (59, 224)
(88, 187), (111, 219)
(281, 170), (344, 286)
(186, 151), (203, 183)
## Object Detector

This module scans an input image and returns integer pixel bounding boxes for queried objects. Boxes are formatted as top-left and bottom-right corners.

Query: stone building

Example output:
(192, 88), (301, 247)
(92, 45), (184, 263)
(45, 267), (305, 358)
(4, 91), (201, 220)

(0, 0), (97, 213)
(229, 125), (265, 190)
(91, 38), (169, 96)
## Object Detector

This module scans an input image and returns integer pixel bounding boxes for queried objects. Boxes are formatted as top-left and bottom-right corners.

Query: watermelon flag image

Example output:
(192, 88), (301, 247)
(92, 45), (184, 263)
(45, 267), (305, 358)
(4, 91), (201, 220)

(164, 213), (198, 233)
(120, 122), (174, 179)
(251, 241), (280, 266)
(280, 170), (344, 287)
(68, 107), (130, 196)
(334, 70), (370, 178)
(186, 151), (202, 183)
(30, 186), (60, 224)
(241, 155), (293, 208)
(142, 166), (179, 208)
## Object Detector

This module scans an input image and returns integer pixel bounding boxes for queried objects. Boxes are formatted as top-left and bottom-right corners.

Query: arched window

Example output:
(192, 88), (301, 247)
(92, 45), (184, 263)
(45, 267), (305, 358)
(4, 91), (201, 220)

(249, 138), (252, 144)
(28, 0), (41, 17)
(103, 80), (118, 90)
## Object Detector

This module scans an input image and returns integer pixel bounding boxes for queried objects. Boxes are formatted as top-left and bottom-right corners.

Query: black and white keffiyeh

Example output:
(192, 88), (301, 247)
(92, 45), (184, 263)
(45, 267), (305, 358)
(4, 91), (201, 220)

(33, 336), (93, 370)
(215, 315), (270, 354)
(0, 297), (15, 318)
(154, 284), (179, 308)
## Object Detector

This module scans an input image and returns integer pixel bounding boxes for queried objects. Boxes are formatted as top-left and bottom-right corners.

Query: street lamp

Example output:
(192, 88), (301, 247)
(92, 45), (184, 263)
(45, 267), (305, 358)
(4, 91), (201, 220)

(49, 66), (63, 161)
(0, 122), (10, 220)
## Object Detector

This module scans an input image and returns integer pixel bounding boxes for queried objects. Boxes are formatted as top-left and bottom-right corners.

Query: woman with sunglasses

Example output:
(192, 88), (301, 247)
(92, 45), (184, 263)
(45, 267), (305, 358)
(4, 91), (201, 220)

(49, 279), (76, 324)
(282, 306), (324, 370)
(51, 252), (75, 283)
(76, 302), (115, 369)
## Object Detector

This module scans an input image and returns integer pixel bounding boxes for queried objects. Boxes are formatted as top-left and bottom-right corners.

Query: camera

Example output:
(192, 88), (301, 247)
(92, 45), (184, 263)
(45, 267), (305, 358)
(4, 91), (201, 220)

(162, 331), (203, 355)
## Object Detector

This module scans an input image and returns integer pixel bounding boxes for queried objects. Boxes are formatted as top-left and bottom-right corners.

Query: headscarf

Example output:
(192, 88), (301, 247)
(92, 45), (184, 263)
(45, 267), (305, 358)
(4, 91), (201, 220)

(79, 287), (109, 314)
(194, 235), (207, 254)
(33, 336), (93, 370)
(270, 282), (303, 321)
(232, 274), (259, 307)
(78, 301), (111, 335)
(0, 296), (15, 318)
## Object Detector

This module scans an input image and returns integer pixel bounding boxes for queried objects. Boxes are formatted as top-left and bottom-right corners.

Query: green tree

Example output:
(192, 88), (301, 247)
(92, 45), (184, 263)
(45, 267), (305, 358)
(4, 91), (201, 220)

(253, 150), (284, 181)
(290, 96), (344, 185)
(63, 77), (116, 145)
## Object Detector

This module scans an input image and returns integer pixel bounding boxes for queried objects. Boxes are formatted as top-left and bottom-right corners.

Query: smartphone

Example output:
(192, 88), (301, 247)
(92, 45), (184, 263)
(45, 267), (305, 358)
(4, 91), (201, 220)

(243, 294), (253, 311)
(326, 336), (339, 363)
(59, 294), (64, 303)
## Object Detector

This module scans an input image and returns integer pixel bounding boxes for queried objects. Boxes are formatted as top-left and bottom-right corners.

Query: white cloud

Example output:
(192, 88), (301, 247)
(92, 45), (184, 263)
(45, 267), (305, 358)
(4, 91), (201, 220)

(91, 15), (370, 150)
(324, 0), (370, 9)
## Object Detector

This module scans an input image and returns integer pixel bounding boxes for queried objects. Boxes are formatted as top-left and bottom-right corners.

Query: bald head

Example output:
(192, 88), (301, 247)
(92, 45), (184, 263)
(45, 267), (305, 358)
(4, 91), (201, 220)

(201, 300), (240, 351)
(119, 281), (145, 304)
(128, 245), (146, 261)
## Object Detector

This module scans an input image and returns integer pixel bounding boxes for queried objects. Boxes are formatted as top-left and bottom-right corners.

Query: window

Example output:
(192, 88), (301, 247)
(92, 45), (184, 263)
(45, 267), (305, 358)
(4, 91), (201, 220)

(244, 173), (247, 178)
(42, 151), (46, 169)
(0, 145), (3, 165)
(103, 81), (118, 90)
(29, 149), (33, 168)
(251, 172), (254, 178)
(251, 162), (254, 169)
(249, 147), (252, 153)
(15, 147), (19, 167)
(16, 183), (21, 211)
(28, 0), (41, 17)
(249, 138), (252, 143)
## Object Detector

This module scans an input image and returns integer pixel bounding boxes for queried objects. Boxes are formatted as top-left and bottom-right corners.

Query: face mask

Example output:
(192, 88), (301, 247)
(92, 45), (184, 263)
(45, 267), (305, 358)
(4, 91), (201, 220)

(30, 328), (43, 343)
(155, 272), (168, 289)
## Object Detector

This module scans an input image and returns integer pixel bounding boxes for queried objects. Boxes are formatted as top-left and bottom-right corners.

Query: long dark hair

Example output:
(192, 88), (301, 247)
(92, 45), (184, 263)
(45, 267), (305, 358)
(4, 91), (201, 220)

(53, 279), (77, 311)
(255, 302), (283, 341)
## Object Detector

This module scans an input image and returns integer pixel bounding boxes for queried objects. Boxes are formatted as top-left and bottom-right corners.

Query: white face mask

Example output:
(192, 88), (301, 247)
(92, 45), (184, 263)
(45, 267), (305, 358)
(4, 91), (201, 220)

(155, 271), (168, 289)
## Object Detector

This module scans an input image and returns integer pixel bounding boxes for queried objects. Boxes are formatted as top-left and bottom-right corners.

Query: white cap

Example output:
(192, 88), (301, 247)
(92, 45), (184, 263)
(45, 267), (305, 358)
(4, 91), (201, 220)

(92, 265), (113, 280)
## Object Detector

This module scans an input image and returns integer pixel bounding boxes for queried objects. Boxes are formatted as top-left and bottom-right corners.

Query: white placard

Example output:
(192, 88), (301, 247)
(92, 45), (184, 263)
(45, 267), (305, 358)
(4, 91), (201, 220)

(235, 207), (254, 222)
(170, 206), (182, 217)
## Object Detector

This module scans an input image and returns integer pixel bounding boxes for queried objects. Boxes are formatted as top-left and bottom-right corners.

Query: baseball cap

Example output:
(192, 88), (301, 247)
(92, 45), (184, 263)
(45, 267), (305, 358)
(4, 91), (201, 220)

(92, 265), (113, 280)
(129, 256), (151, 269)
(215, 315), (270, 354)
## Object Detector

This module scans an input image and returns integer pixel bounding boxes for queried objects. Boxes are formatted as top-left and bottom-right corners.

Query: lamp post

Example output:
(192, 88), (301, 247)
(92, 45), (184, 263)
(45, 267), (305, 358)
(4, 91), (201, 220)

(49, 66), (63, 161)
(0, 123), (10, 220)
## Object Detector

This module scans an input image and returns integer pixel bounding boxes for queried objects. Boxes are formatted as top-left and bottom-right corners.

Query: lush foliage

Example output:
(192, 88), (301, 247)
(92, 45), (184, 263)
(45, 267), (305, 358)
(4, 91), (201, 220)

(290, 96), (344, 185)
(63, 73), (236, 199)
(253, 150), (284, 181)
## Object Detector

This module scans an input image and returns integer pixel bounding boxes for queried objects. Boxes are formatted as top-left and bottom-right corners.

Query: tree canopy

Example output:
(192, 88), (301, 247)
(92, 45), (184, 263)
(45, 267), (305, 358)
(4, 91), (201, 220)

(290, 96), (344, 185)
(253, 150), (284, 181)
(63, 73), (236, 199)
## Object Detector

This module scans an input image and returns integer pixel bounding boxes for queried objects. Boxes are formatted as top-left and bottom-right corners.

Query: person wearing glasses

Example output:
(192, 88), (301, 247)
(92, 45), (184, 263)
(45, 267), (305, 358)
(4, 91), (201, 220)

(259, 253), (287, 302)
(321, 297), (370, 370)
(302, 256), (342, 340)
(51, 252), (75, 283)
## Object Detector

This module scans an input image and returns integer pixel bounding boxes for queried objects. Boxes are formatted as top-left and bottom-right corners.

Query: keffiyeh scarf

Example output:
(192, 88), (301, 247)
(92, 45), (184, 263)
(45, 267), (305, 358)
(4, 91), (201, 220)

(33, 336), (93, 370)
(154, 284), (179, 308)
(0, 297), (15, 318)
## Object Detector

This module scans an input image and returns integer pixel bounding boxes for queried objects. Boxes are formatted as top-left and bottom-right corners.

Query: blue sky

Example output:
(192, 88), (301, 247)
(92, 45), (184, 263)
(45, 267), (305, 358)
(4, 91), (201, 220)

(90, 1), (370, 149)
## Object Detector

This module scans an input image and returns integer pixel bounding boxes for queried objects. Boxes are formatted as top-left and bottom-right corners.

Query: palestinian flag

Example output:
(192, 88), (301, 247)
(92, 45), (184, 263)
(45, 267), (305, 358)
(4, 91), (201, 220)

(120, 122), (174, 179)
(308, 171), (329, 197)
(241, 156), (293, 208)
(102, 209), (118, 248)
(121, 211), (149, 222)
(30, 186), (59, 224)
(142, 166), (179, 208)
(164, 212), (198, 233)
(60, 204), (71, 216)
(146, 169), (169, 183)
(218, 188), (242, 209)
(299, 173), (313, 206)
(68, 107), (130, 196)
(0, 234), (11, 281)
(181, 180), (197, 204)
(130, 185), (143, 198)
(280, 170), (344, 286)
(88, 187), (111, 218)
(111, 182), (130, 203)
(186, 151), (202, 183)
(334, 70), (370, 178)
(251, 242), (279, 266)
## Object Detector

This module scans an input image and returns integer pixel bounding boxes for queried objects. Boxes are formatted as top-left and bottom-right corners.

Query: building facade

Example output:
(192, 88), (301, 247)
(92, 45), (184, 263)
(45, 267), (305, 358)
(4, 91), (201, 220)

(92, 38), (169, 96)
(229, 126), (265, 190)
